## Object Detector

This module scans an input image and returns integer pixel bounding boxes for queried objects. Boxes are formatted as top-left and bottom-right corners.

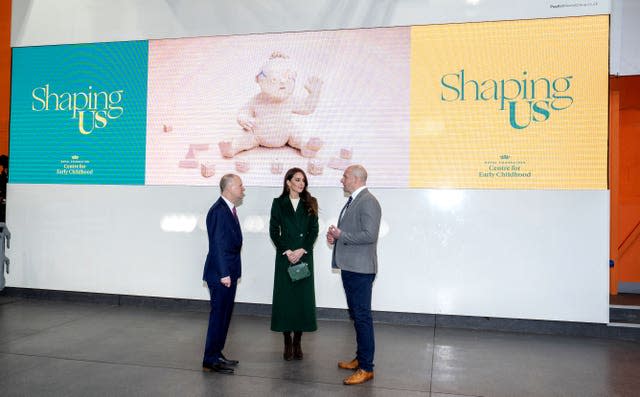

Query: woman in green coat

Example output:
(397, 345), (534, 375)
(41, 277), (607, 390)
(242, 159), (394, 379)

(269, 167), (319, 361)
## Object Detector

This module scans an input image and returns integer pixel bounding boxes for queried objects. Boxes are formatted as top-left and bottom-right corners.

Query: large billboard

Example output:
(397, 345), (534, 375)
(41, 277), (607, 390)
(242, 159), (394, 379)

(9, 15), (609, 189)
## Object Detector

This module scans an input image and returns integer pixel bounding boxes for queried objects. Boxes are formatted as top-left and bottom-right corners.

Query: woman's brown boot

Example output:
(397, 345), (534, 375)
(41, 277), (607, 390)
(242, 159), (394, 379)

(293, 331), (303, 360)
(283, 332), (293, 361)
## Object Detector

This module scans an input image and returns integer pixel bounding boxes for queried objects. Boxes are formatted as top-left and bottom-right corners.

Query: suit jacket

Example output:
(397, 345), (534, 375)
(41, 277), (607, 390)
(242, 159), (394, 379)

(333, 188), (381, 274)
(203, 197), (243, 283)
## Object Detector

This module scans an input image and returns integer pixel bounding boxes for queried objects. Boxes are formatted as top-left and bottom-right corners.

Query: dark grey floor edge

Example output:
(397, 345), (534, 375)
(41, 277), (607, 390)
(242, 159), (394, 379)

(2, 286), (121, 305)
(436, 314), (640, 342)
(2, 287), (638, 341)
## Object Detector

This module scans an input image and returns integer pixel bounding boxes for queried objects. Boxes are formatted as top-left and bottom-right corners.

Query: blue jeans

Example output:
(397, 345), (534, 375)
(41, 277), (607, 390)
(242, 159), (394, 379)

(341, 270), (376, 372)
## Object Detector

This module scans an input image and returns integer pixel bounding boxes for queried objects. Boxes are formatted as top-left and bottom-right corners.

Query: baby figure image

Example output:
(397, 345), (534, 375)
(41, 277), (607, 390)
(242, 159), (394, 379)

(218, 52), (324, 158)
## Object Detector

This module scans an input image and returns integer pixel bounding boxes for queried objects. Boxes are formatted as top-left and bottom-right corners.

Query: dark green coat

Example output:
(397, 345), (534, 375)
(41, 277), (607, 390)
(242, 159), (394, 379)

(269, 196), (319, 332)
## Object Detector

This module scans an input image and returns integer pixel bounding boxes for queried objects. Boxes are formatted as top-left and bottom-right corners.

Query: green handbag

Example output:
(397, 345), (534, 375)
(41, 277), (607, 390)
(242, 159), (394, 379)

(288, 262), (311, 282)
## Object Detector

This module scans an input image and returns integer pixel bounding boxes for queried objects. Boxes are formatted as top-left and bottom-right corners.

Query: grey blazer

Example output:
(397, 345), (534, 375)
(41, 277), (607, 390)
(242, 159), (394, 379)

(333, 188), (382, 274)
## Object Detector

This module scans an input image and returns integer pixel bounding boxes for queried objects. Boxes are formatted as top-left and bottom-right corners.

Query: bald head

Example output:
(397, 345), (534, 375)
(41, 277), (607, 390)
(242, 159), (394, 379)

(220, 174), (245, 205)
(219, 174), (236, 193)
(347, 165), (367, 183)
(341, 165), (368, 194)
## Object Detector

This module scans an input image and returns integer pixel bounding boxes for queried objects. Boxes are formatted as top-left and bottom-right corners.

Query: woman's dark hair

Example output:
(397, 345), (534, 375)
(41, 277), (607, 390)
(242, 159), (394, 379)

(280, 167), (318, 216)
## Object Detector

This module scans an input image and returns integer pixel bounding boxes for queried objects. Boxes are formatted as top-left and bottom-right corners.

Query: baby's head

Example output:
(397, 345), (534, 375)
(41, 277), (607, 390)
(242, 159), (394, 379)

(256, 52), (296, 101)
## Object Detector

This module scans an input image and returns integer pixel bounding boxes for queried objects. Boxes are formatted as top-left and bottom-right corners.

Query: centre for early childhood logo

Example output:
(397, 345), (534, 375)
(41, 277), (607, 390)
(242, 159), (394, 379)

(57, 154), (94, 176)
(31, 84), (125, 135)
(440, 69), (573, 130)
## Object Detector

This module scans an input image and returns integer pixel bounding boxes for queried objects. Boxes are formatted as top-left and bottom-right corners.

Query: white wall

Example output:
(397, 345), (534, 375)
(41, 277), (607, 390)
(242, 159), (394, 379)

(10, 0), (611, 46)
(7, 0), (615, 323)
(611, 0), (640, 75)
(7, 184), (609, 323)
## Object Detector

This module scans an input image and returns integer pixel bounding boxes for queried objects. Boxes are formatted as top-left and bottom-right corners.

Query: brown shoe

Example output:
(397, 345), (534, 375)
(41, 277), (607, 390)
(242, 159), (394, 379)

(343, 368), (374, 385)
(337, 358), (359, 370)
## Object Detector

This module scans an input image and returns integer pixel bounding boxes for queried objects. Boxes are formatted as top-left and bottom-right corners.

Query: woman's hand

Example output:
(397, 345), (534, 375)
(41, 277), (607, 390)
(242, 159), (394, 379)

(284, 248), (307, 264)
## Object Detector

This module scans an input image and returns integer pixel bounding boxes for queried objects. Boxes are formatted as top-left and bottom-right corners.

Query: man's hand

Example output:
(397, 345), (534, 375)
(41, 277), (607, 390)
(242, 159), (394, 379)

(220, 276), (231, 288)
(328, 225), (341, 240)
(326, 225), (336, 245)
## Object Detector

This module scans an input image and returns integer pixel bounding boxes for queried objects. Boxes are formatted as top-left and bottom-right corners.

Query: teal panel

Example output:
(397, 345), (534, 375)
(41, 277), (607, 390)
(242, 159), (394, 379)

(9, 41), (148, 185)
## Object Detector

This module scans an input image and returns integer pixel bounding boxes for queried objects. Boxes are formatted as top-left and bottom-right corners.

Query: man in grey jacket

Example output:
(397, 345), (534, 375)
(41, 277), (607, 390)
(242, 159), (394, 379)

(327, 164), (381, 385)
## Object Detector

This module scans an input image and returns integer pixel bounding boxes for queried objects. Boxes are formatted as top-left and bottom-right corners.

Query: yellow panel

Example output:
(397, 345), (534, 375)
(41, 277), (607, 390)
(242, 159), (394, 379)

(410, 15), (609, 189)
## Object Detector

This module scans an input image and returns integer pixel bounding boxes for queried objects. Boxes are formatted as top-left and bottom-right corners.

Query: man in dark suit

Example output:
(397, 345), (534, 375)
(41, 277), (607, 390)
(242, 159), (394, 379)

(202, 174), (245, 374)
(327, 164), (381, 385)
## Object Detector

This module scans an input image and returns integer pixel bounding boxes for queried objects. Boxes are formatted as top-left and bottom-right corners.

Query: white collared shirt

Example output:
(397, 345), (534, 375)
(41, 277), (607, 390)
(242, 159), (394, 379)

(350, 186), (366, 201)
(221, 196), (235, 212)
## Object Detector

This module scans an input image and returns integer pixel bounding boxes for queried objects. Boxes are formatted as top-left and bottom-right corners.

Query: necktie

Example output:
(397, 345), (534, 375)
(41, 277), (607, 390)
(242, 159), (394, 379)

(338, 196), (353, 223)
(232, 206), (239, 223)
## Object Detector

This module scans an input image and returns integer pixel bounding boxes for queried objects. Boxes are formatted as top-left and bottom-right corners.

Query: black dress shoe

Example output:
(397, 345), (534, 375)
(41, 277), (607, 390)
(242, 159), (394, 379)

(217, 356), (239, 366)
(203, 363), (234, 374)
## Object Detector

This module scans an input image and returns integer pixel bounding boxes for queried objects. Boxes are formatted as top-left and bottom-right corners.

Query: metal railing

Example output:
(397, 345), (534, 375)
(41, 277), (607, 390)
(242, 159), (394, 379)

(0, 223), (10, 291)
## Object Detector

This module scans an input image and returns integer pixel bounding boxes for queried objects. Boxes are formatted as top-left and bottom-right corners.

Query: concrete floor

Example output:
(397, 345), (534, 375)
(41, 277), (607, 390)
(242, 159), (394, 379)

(1, 296), (639, 397)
